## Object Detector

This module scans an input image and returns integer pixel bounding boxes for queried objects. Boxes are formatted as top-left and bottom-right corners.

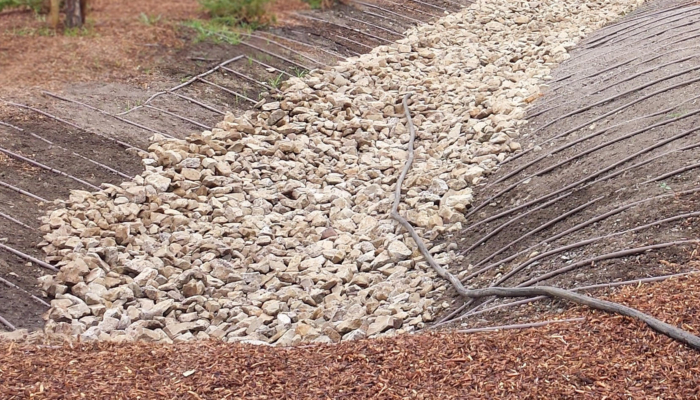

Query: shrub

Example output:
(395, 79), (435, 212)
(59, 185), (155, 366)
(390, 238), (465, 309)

(303, 0), (322, 9)
(303, 0), (336, 9)
(0, 0), (43, 13)
(183, 19), (241, 45)
(199, 0), (274, 28)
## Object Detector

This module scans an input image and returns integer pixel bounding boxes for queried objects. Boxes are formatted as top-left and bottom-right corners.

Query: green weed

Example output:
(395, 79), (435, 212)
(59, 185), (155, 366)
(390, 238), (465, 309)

(267, 73), (284, 89)
(292, 67), (308, 78)
(255, 53), (273, 63)
(659, 182), (671, 191)
(139, 13), (162, 26)
(183, 19), (241, 45)
(123, 100), (143, 112)
(64, 26), (93, 37)
(199, 0), (274, 29)
(304, 0), (323, 9)
(7, 25), (54, 36)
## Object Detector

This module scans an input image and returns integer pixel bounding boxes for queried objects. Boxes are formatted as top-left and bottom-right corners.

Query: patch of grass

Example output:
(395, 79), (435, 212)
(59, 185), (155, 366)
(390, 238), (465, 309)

(123, 99), (143, 112)
(183, 19), (241, 45)
(267, 73), (284, 89)
(139, 13), (162, 26)
(199, 0), (274, 29)
(291, 67), (308, 78)
(256, 53), (273, 63)
(0, 0), (42, 13)
(6, 25), (54, 36)
(303, 0), (336, 9)
(64, 26), (93, 37)
(304, 0), (323, 9)
(667, 111), (686, 119)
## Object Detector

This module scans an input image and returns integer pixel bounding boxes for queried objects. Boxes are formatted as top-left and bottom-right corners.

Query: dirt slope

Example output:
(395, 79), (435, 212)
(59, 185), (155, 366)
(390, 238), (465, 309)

(443, 0), (700, 328)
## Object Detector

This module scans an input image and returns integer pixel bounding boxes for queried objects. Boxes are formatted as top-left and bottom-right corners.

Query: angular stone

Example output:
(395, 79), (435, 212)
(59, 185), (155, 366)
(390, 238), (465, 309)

(145, 174), (171, 192)
(98, 316), (120, 333)
(267, 109), (286, 126)
(514, 15), (530, 25)
(367, 315), (400, 336)
(133, 268), (159, 287)
(66, 301), (91, 319)
(56, 259), (90, 285)
(386, 241), (412, 262)
(336, 318), (362, 334)
(342, 329), (366, 341)
(440, 188), (474, 213)
(299, 256), (325, 272)
(181, 168), (202, 181)
(143, 299), (175, 319)
(262, 101), (281, 111)
(163, 321), (205, 339)
(262, 300), (282, 316)
(182, 280), (205, 298)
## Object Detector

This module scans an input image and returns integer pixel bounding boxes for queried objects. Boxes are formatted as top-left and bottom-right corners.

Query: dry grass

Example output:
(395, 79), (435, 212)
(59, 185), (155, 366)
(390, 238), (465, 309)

(0, 0), (201, 96)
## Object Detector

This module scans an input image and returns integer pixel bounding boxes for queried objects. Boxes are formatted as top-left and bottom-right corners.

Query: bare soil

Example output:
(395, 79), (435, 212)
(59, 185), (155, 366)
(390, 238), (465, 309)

(439, 0), (700, 329)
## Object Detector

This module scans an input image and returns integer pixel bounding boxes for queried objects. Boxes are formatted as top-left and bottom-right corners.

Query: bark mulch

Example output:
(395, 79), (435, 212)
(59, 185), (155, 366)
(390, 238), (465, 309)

(2, 274), (700, 399)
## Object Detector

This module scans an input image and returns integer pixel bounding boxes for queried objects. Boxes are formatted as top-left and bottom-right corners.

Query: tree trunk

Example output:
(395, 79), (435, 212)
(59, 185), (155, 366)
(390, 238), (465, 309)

(48, 0), (60, 29)
(65, 0), (82, 28)
(80, 0), (88, 24)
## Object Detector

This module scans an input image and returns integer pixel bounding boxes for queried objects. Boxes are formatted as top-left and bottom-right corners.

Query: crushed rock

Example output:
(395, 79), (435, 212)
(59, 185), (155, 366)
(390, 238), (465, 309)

(37, 0), (642, 344)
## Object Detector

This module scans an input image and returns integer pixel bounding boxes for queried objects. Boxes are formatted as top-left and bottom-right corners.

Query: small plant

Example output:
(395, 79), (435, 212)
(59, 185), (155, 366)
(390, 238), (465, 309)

(304, 0), (323, 9)
(7, 25), (54, 36)
(659, 182), (671, 191)
(255, 53), (273, 63)
(302, 0), (335, 9)
(139, 13), (162, 26)
(292, 67), (308, 78)
(667, 111), (685, 119)
(123, 100), (143, 112)
(267, 73), (284, 89)
(183, 20), (241, 45)
(64, 26), (92, 37)
(198, 0), (274, 29)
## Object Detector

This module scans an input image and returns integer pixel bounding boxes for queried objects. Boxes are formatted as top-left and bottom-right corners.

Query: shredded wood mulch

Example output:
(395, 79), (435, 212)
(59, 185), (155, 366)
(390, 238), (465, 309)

(2, 275), (700, 399)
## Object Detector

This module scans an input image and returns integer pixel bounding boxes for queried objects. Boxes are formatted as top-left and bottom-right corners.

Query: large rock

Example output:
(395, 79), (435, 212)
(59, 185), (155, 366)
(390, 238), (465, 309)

(367, 316), (402, 336)
(386, 241), (412, 262)
(144, 174), (171, 192)
(56, 259), (90, 285)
